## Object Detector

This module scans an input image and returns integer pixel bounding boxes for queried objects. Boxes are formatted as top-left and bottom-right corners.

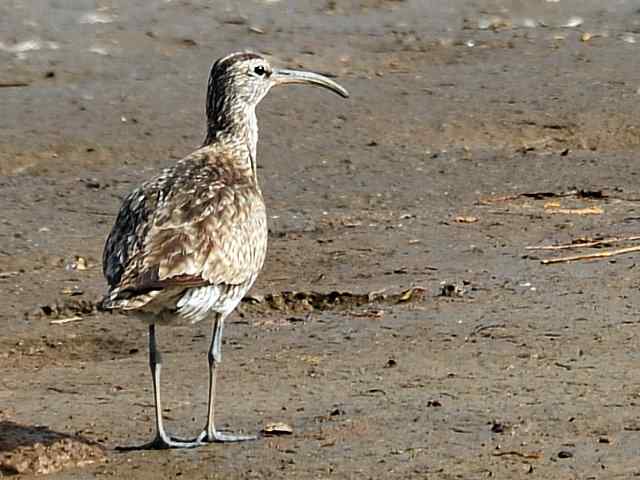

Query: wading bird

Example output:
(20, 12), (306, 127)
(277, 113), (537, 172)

(100, 52), (348, 449)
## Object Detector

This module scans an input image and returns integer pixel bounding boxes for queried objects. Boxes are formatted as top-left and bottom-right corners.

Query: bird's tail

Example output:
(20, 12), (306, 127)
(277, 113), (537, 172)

(97, 287), (165, 313)
(97, 293), (118, 312)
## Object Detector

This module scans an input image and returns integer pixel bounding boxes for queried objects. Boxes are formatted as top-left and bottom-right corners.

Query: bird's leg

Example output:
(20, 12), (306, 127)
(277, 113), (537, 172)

(197, 315), (257, 443)
(118, 324), (202, 450)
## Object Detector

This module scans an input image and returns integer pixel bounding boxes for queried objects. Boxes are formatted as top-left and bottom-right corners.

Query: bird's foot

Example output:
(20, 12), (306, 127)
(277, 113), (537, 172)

(116, 434), (203, 451)
(196, 428), (258, 443)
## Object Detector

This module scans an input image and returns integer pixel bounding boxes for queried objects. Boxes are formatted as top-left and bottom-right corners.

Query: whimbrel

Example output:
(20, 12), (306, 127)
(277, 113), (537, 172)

(100, 52), (348, 449)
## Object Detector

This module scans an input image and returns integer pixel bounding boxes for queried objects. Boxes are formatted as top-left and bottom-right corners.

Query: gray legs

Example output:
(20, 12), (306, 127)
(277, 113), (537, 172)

(119, 324), (202, 450)
(197, 314), (257, 443)
(120, 319), (256, 451)
(148, 324), (203, 448)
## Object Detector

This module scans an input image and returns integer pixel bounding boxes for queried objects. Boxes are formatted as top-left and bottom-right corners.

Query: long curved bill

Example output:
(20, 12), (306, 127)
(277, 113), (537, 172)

(272, 68), (349, 98)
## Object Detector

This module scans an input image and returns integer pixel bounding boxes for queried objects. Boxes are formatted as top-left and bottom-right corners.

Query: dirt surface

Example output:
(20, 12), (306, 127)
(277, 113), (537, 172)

(3, 0), (640, 478)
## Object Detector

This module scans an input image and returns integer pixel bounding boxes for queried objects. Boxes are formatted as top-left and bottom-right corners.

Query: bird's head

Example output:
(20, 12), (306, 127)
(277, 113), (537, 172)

(206, 52), (349, 121)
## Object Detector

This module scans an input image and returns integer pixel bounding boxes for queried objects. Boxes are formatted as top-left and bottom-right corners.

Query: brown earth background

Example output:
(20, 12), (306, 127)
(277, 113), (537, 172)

(2, 0), (640, 478)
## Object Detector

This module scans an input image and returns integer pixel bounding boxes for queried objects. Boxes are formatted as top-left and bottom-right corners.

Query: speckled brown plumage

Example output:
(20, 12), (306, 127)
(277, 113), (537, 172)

(99, 51), (348, 449)
(102, 147), (266, 321)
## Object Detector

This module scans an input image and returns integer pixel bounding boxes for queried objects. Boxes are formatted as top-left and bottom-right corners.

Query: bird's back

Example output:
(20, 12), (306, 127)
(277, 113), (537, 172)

(101, 145), (267, 322)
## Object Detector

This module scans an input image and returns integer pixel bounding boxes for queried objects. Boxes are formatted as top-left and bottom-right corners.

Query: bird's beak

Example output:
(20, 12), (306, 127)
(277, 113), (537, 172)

(271, 68), (349, 98)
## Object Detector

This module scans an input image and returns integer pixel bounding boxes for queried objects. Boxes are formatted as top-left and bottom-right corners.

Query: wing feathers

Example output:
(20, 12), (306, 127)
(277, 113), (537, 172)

(102, 148), (267, 311)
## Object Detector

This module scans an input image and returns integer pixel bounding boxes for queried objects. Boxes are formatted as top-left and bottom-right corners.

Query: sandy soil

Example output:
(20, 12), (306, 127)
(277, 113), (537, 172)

(3, 0), (640, 478)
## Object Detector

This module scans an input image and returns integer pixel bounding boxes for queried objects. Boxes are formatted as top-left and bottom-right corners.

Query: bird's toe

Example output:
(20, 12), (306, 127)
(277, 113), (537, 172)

(197, 429), (258, 443)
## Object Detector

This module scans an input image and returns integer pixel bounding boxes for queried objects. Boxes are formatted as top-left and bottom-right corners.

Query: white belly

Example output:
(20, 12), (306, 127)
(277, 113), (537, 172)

(175, 276), (257, 324)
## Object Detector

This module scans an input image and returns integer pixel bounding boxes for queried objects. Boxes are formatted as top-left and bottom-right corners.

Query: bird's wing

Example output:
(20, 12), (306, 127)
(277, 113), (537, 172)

(102, 150), (267, 308)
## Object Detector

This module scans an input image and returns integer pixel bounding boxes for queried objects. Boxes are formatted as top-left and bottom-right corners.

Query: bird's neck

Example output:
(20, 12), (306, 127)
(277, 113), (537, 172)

(204, 105), (259, 176)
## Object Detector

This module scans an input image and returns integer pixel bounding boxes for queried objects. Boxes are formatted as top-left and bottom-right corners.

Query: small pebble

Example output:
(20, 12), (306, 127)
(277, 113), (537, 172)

(262, 422), (293, 436)
(491, 421), (506, 434)
(580, 32), (593, 42)
(562, 17), (583, 28)
(621, 33), (637, 44)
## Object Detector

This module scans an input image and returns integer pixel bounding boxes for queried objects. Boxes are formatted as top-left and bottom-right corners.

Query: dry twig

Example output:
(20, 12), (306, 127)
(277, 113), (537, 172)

(541, 245), (640, 264)
(527, 235), (640, 251)
(493, 450), (543, 460)
(478, 189), (606, 205)
(0, 81), (30, 88)
(50, 316), (83, 325)
(545, 206), (603, 215)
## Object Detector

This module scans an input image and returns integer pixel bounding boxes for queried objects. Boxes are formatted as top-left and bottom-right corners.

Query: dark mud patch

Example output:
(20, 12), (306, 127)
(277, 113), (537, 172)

(0, 421), (105, 475)
(25, 298), (98, 321)
(242, 286), (427, 315)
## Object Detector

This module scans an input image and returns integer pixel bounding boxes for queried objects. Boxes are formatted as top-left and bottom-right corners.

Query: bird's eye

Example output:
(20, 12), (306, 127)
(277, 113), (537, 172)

(254, 65), (267, 76)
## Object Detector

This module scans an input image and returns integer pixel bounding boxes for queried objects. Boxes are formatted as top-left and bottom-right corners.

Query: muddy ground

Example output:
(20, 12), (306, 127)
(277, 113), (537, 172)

(3, 0), (640, 478)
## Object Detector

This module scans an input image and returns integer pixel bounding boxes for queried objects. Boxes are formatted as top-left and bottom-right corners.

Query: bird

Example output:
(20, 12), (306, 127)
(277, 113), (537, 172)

(99, 51), (349, 449)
